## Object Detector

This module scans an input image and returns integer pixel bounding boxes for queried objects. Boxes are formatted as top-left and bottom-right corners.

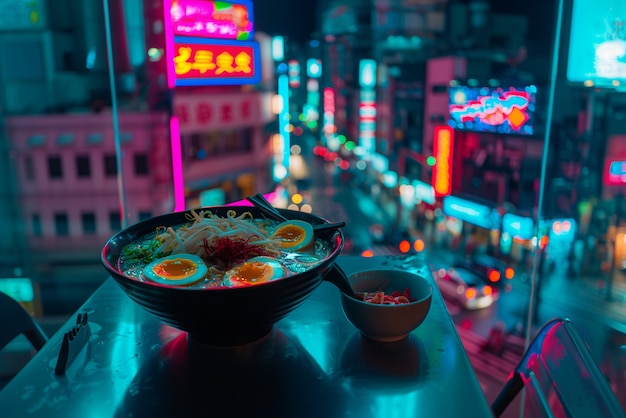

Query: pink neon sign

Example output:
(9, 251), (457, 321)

(169, 116), (186, 212)
(605, 160), (626, 185)
(448, 86), (537, 135)
(170, 0), (253, 40)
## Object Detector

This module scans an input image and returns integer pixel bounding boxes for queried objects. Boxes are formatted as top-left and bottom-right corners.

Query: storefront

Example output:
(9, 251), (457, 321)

(441, 195), (500, 254)
(174, 91), (274, 207)
(501, 213), (535, 266)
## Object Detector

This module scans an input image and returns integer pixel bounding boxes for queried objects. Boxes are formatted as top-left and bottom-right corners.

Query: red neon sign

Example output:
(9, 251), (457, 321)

(432, 126), (453, 196)
(172, 40), (260, 86)
(323, 88), (335, 114)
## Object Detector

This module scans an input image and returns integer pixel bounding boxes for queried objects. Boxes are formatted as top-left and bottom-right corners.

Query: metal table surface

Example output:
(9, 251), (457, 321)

(0, 255), (493, 418)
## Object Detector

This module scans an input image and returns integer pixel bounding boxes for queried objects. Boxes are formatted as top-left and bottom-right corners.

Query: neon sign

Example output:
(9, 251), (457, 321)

(358, 59), (377, 153)
(172, 39), (260, 86)
(502, 213), (534, 240)
(288, 60), (300, 88)
(443, 196), (500, 230)
(606, 160), (626, 184)
(448, 85), (537, 135)
(323, 87), (335, 136)
(170, 0), (254, 40)
(432, 126), (453, 196)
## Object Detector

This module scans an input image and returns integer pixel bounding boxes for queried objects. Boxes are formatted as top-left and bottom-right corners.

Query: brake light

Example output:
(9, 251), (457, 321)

(361, 249), (374, 258)
(488, 270), (501, 282)
(483, 285), (493, 296)
(465, 288), (477, 300)
(505, 267), (515, 279)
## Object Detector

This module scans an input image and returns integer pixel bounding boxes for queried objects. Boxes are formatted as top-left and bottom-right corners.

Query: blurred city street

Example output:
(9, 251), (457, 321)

(290, 132), (626, 413)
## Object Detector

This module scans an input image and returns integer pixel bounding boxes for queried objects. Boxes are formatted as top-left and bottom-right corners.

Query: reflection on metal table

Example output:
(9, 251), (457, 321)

(0, 256), (492, 418)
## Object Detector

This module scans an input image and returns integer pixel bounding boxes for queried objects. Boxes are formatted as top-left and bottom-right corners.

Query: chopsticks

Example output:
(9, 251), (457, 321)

(247, 193), (289, 222)
(246, 193), (345, 233)
(312, 221), (346, 232)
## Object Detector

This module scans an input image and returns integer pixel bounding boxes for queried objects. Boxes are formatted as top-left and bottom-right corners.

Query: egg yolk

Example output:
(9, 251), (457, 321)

(151, 258), (198, 280)
(228, 261), (274, 284)
(272, 221), (312, 249)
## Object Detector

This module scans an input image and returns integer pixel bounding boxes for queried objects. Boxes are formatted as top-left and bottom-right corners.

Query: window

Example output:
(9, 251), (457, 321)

(32, 213), (42, 236)
(109, 211), (121, 232)
(76, 155), (91, 178)
(27, 135), (45, 147)
(134, 153), (149, 176)
(48, 156), (63, 179)
(81, 212), (96, 235)
(104, 154), (117, 177)
(56, 133), (74, 146)
(54, 213), (69, 236)
(86, 133), (103, 144)
(121, 132), (133, 143)
(24, 156), (35, 181)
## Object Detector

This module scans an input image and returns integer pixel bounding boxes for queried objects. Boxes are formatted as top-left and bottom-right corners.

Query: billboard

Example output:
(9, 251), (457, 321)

(170, 0), (254, 40)
(566, 0), (626, 88)
(448, 84), (537, 136)
(172, 39), (261, 86)
(165, 0), (260, 87)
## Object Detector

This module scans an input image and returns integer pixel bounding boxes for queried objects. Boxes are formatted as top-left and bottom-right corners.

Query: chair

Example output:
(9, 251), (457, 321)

(0, 291), (48, 390)
(491, 318), (625, 418)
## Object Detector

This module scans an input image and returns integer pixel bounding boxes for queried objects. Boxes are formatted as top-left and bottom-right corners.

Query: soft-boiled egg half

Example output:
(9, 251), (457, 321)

(270, 219), (314, 251)
(222, 256), (288, 288)
(143, 254), (208, 286)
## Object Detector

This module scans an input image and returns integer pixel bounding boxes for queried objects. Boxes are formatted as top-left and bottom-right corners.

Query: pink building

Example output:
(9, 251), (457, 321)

(6, 92), (274, 265)
(6, 112), (172, 263)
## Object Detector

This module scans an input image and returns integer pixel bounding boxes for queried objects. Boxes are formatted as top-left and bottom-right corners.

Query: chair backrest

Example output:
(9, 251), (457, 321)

(0, 291), (48, 352)
(491, 318), (626, 418)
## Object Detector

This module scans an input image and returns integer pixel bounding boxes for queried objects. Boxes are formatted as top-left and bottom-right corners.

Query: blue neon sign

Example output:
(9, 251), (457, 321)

(502, 214), (534, 240)
(442, 196), (500, 229)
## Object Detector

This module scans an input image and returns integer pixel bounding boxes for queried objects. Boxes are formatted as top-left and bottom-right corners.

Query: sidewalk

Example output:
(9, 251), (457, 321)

(532, 265), (626, 334)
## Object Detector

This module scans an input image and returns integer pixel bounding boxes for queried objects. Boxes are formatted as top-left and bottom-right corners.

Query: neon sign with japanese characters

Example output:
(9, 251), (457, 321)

(172, 39), (260, 86)
(164, 0), (260, 87)
(170, 0), (254, 40)
(448, 85), (537, 135)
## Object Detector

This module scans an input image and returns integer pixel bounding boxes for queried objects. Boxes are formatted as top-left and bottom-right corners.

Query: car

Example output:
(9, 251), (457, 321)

(435, 266), (497, 310)
(454, 254), (515, 287)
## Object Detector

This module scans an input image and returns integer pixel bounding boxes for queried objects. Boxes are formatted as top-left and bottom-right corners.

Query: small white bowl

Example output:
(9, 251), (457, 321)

(340, 270), (433, 342)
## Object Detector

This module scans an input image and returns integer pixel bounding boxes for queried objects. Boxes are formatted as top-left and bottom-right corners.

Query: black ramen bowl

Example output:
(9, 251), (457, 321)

(101, 206), (344, 346)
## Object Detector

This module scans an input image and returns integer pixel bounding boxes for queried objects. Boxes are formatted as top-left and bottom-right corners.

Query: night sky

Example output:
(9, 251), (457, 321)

(254, 0), (319, 43)
(253, 0), (554, 46)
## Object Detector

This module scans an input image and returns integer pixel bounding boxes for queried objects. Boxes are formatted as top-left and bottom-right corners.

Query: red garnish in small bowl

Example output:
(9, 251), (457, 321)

(358, 288), (416, 305)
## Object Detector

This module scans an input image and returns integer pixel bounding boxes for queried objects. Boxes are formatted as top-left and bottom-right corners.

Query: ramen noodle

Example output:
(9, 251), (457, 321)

(118, 209), (330, 288)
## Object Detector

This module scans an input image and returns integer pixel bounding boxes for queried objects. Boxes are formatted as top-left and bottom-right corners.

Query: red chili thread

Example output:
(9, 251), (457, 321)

(202, 235), (271, 270)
